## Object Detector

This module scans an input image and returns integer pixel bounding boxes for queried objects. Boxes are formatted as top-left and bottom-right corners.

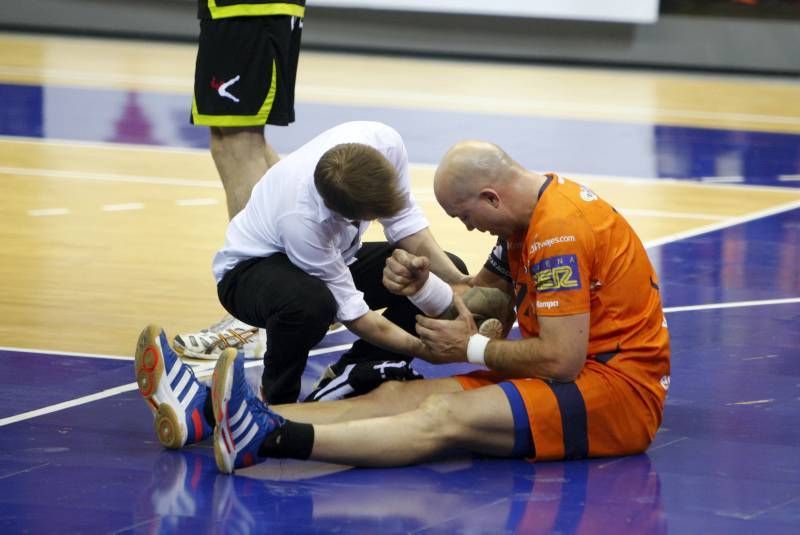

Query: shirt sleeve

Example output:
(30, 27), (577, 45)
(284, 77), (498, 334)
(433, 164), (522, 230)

(483, 237), (513, 283)
(529, 215), (594, 317)
(278, 213), (370, 323)
(377, 134), (429, 243)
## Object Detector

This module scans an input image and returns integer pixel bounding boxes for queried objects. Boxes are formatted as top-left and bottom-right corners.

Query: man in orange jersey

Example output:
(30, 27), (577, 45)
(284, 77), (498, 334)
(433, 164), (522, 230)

(208, 140), (670, 473)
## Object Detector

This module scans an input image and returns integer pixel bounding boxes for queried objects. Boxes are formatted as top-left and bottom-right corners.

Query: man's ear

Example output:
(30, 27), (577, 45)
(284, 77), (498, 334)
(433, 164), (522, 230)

(479, 188), (500, 208)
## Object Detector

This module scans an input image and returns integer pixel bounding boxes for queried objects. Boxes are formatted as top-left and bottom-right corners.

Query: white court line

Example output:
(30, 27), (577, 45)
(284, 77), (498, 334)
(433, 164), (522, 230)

(176, 198), (219, 206)
(299, 85), (800, 127)
(644, 197), (800, 249)
(0, 383), (140, 428)
(621, 208), (726, 221)
(0, 462), (51, 481)
(0, 342), (355, 427)
(2, 64), (798, 127)
(0, 341), (353, 364)
(102, 202), (144, 212)
(2, 137), (799, 193)
(393, 163), (800, 194)
(0, 346), (131, 360)
(27, 208), (70, 217)
(700, 175), (744, 183)
(726, 399), (773, 406)
(0, 135), (207, 155)
(5, 158), (800, 196)
(0, 166), (220, 188)
(597, 436), (689, 469)
(663, 297), (800, 314)
(1, 291), (797, 427)
(0, 66), (189, 90)
(2, 160), (799, 424)
(741, 354), (778, 361)
(572, 171), (800, 194)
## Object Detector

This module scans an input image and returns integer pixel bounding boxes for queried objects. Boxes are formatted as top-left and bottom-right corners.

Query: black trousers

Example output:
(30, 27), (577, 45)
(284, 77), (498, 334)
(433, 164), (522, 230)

(217, 242), (467, 404)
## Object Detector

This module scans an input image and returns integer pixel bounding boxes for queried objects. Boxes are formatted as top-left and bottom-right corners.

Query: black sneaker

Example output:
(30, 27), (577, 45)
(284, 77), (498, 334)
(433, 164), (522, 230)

(304, 359), (423, 402)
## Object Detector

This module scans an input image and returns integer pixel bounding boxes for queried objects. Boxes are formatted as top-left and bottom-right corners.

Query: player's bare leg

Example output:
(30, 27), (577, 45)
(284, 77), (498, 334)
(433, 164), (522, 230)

(210, 126), (278, 219)
(307, 384), (516, 467)
(273, 377), (464, 424)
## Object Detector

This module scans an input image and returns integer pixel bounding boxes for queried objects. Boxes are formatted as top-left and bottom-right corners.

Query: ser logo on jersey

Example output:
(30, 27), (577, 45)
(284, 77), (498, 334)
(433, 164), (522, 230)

(532, 254), (581, 292)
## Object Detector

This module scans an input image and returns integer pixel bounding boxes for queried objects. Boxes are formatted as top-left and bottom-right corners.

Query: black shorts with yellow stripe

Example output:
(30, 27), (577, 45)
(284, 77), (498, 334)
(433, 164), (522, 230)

(191, 15), (302, 127)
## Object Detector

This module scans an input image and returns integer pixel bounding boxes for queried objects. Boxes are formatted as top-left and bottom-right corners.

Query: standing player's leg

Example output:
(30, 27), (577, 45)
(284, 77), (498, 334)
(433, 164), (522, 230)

(209, 125), (275, 220)
(176, 14), (303, 361)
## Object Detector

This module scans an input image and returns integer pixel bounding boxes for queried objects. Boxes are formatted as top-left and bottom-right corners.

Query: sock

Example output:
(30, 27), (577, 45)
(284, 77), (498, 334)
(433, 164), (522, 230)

(258, 421), (315, 460)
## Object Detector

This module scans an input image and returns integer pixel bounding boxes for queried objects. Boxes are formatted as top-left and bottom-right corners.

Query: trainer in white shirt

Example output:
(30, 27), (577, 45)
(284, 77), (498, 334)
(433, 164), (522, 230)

(213, 121), (466, 335)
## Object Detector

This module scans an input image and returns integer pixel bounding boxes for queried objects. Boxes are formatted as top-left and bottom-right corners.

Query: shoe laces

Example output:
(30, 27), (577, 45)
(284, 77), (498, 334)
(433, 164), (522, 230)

(243, 387), (283, 429)
(207, 328), (257, 351)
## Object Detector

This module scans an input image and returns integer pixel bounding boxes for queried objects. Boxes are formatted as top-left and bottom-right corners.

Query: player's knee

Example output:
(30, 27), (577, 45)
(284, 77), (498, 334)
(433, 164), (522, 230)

(271, 294), (335, 339)
(209, 127), (229, 158)
(296, 300), (336, 331)
(417, 393), (462, 446)
(210, 126), (263, 160)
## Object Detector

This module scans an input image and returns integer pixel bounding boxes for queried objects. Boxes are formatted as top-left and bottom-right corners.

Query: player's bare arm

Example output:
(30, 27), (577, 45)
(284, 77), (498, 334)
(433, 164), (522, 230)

(344, 309), (430, 359)
(418, 294), (588, 382)
(483, 313), (588, 381)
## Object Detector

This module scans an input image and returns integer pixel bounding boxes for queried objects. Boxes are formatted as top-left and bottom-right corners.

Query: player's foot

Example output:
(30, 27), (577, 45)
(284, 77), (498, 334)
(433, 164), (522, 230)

(212, 349), (285, 474)
(173, 314), (265, 361)
(135, 325), (213, 448)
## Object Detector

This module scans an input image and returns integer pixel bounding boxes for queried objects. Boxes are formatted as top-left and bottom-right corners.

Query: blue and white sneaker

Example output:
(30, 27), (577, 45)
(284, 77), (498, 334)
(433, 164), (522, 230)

(212, 349), (285, 474)
(135, 324), (213, 449)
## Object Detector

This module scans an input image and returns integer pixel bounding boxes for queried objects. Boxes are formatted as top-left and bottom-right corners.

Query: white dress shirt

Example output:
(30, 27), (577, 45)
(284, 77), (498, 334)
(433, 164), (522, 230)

(212, 121), (429, 322)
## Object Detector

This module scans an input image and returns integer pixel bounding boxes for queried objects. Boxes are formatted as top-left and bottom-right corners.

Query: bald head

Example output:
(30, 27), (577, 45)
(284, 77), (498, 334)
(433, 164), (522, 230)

(433, 141), (541, 238)
(434, 140), (516, 204)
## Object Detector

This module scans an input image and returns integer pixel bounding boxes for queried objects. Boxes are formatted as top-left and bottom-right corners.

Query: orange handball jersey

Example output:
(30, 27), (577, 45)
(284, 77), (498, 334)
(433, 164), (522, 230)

(486, 174), (670, 411)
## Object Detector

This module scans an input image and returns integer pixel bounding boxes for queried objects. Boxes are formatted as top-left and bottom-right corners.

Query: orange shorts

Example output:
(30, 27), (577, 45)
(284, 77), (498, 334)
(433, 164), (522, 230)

(455, 360), (662, 461)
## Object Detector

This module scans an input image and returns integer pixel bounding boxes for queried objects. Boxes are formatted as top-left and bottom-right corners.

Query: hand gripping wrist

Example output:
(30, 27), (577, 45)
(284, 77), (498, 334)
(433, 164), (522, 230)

(408, 273), (453, 316)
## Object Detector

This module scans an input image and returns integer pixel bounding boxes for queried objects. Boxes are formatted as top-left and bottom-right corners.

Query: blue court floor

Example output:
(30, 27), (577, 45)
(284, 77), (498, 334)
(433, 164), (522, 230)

(1, 69), (799, 533)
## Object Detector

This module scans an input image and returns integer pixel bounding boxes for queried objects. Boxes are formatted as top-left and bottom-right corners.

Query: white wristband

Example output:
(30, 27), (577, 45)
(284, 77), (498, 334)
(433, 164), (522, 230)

(408, 273), (453, 317)
(467, 333), (490, 366)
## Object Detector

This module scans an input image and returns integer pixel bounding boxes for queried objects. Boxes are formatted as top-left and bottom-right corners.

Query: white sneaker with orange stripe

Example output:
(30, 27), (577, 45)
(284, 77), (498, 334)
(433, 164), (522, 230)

(173, 314), (265, 361)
